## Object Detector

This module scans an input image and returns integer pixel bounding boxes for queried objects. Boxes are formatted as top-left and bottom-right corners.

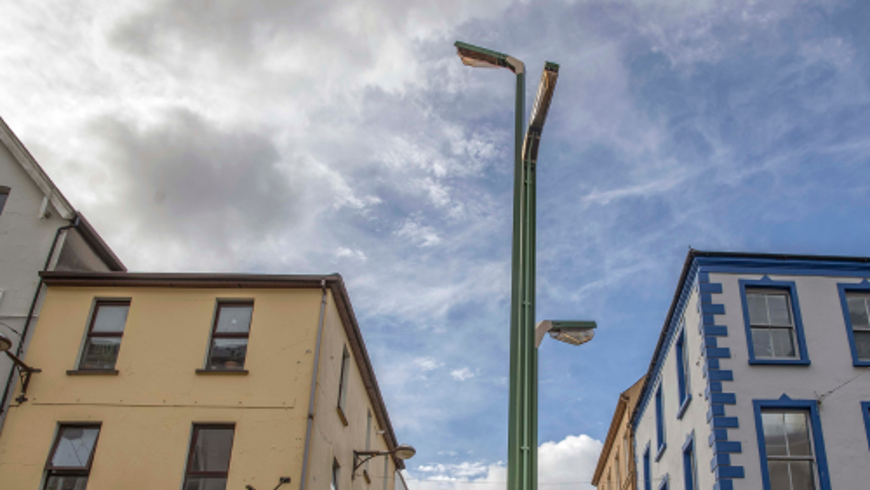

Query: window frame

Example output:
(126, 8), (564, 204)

(337, 345), (351, 425)
(837, 282), (870, 367)
(655, 383), (666, 460)
(642, 443), (651, 490)
(205, 301), (254, 371)
(332, 458), (341, 490)
(183, 423), (236, 488)
(739, 279), (810, 365)
(77, 299), (130, 372)
(657, 473), (668, 490)
(752, 398), (831, 490)
(0, 186), (10, 215)
(861, 402), (870, 452)
(675, 324), (691, 419)
(682, 432), (697, 490)
(43, 423), (102, 489)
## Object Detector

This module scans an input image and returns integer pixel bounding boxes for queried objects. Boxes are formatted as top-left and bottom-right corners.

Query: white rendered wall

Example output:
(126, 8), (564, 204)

(635, 286), (715, 490)
(711, 272), (870, 490)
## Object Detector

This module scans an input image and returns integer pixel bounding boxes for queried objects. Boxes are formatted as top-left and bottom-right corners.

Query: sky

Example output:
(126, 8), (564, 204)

(3, 0), (870, 489)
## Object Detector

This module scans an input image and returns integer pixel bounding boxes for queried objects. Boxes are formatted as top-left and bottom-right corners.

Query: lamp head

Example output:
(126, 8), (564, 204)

(393, 444), (416, 460)
(535, 320), (596, 348)
(0, 334), (12, 353)
(454, 41), (524, 74)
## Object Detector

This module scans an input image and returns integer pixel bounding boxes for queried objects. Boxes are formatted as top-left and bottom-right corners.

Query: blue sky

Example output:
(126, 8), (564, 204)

(3, 0), (870, 488)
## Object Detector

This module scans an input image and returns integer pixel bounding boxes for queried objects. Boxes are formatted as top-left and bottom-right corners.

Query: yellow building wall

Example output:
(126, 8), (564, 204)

(0, 284), (395, 490)
(598, 408), (636, 490)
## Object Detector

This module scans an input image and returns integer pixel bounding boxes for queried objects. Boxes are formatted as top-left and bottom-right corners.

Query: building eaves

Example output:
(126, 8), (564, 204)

(74, 214), (126, 271)
(39, 270), (405, 468)
(0, 117), (75, 220)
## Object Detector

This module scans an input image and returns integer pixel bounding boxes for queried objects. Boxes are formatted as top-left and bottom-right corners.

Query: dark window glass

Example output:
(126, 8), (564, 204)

(332, 459), (340, 490)
(655, 385), (665, 452)
(0, 188), (9, 215)
(184, 425), (235, 490)
(847, 295), (870, 361)
(79, 301), (129, 370)
(337, 346), (350, 416)
(207, 303), (253, 370)
(44, 425), (101, 490)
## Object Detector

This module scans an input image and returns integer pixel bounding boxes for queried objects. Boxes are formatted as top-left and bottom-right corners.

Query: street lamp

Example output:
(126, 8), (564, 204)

(353, 444), (416, 479)
(535, 320), (597, 348)
(0, 333), (41, 404)
(456, 42), (593, 490)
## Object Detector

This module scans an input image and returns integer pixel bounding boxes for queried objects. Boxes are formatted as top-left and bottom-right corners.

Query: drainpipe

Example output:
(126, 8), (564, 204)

(300, 279), (329, 490)
(0, 215), (79, 422)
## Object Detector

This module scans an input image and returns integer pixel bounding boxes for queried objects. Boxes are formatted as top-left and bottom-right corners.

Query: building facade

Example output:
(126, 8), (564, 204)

(0, 117), (125, 429)
(593, 377), (645, 490)
(0, 272), (407, 490)
(632, 251), (870, 490)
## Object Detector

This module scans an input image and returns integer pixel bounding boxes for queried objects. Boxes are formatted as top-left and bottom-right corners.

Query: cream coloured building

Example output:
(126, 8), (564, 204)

(592, 377), (644, 490)
(0, 271), (408, 490)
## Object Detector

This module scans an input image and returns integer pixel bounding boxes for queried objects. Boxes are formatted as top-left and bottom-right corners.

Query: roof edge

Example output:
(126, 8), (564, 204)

(0, 117), (75, 219)
(74, 214), (126, 271)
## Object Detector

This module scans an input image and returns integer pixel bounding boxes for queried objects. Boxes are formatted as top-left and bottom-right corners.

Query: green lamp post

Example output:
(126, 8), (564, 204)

(455, 42), (596, 490)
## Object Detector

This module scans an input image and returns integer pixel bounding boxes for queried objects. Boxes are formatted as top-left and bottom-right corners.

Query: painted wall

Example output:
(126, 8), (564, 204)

(595, 380), (644, 490)
(634, 286), (715, 490)
(0, 284), (401, 490)
(712, 272), (870, 490)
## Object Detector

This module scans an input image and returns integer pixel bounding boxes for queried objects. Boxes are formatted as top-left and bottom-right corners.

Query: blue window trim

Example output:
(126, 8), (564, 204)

(836, 281), (870, 367)
(657, 473), (668, 490)
(862, 402), (870, 452)
(655, 383), (666, 460)
(643, 443), (652, 490)
(675, 326), (691, 419)
(682, 432), (697, 490)
(738, 278), (810, 365)
(752, 396), (831, 490)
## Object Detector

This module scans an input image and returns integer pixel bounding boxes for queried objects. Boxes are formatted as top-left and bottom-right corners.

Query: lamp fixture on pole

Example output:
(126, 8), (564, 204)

(0, 333), (41, 404)
(353, 444), (416, 479)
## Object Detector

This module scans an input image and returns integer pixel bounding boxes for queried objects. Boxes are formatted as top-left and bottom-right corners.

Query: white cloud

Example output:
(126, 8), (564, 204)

(414, 357), (443, 371)
(405, 434), (602, 490)
(336, 247), (368, 262)
(450, 368), (475, 381)
(395, 218), (443, 248)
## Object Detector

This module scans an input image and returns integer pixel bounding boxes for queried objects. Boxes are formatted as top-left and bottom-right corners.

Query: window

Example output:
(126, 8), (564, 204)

(861, 402), (870, 452)
(44, 424), (101, 490)
(623, 431), (630, 482)
(740, 280), (809, 364)
(682, 434), (697, 490)
(207, 302), (253, 370)
(643, 445), (651, 490)
(0, 187), (9, 215)
(364, 409), (373, 480)
(615, 454), (621, 489)
(753, 399), (831, 490)
(79, 300), (130, 370)
(838, 283), (870, 366)
(675, 326), (691, 417)
(655, 384), (666, 458)
(337, 345), (350, 424)
(184, 424), (235, 490)
(332, 459), (341, 490)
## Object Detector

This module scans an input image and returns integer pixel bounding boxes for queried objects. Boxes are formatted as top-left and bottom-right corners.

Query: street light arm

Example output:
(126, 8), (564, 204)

(522, 63), (559, 166)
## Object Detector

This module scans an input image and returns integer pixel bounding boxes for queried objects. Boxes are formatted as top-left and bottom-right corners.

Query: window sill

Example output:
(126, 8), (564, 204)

(853, 360), (870, 367)
(748, 358), (810, 366)
(67, 369), (119, 375)
(676, 396), (692, 420)
(337, 406), (349, 426)
(195, 369), (249, 375)
(655, 443), (666, 462)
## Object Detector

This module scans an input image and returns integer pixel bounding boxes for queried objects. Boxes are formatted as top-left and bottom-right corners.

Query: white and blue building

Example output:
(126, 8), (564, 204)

(632, 250), (870, 490)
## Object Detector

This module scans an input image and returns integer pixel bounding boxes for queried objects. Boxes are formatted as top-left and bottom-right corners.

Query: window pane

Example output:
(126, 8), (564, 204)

(854, 331), (870, 360)
(789, 461), (816, 490)
(848, 297), (870, 328)
(190, 428), (234, 472)
(747, 293), (769, 325)
(92, 305), (129, 333)
(80, 337), (122, 370)
(184, 477), (228, 490)
(762, 412), (788, 456)
(215, 305), (252, 333)
(770, 328), (797, 358)
(45, 475), (88, 490)
(767, 294), (792, 326)
(784, 412), (811, 456)
(51, 427), (100, 468)
(0, 191), (8, 215)
(768, 461), (790, 490)
(752, 328), (774, 357)
(208, 339), (248, 370)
